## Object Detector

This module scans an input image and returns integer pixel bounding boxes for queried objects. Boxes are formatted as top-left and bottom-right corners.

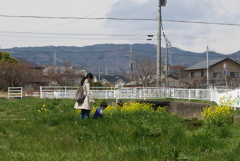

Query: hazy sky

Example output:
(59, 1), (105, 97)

(0, 0), (239, 54)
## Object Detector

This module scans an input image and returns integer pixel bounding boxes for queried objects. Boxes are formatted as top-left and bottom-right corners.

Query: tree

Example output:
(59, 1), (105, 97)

(119, 57), (156, 86)
(134, 58), (156, 86)
(0, 51), (18, 63)
(0, 62), (34, 91)
(44, 62), (85, 86)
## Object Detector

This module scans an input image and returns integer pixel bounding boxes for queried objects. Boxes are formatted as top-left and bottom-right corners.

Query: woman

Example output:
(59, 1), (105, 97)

(74, 73), (95, 120)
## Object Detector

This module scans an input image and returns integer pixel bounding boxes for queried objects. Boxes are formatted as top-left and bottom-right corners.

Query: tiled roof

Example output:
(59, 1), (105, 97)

(185, 58), (235, 70)
(16, 58), (44, 68)
(101, 75), (130, 83)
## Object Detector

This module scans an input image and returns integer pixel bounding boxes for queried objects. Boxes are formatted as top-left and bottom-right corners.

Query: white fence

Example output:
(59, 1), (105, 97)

(40, 86), (117, 99)
(217, 89), (240, 110)
(39, 86), (231, 103)
(8, 87), (23, 99)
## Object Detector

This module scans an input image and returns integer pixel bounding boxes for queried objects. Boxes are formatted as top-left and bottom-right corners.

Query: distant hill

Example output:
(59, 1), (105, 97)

(2, 44), (239, 75)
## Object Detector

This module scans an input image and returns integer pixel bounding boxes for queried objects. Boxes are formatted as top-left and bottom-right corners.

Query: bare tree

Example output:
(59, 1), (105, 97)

(119, 57), (156, 86)
(44, 62), (85, 86)
(0, 62), (34, 90)
(134, 58), (156, 86)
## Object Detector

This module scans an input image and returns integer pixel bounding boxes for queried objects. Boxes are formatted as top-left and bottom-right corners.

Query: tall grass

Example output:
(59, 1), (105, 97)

(1, 98), (240, 160)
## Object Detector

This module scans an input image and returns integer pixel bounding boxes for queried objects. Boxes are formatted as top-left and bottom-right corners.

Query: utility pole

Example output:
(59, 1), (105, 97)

(98, 64), (101, 82)
(157, 0), (167, 86)
(207, 46), (209, 88)
(157, 1), (162, 86)
(164, 33), (172, 88)
(238, 51), (239, 63)
(105, 65), (108, 75)
(130, 45), (133, 81)
(54, 52), (57, 66)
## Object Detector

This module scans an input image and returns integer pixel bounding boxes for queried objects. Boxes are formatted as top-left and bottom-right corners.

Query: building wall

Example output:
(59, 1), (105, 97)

(187, 59), (240, 80)
(210, 59), (240, 79)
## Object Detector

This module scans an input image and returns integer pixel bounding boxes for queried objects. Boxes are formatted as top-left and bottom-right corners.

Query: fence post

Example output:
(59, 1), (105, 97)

(210, 89), (212, 102)
(189, 90), (191, 101)
(20, 87), (23, 99)
(40, 86), (42, 99)
(172, 89), (175, 98)
(8, 87), (10, 99)
(65, 86), (67, 98)
(116, 89), (119, 103)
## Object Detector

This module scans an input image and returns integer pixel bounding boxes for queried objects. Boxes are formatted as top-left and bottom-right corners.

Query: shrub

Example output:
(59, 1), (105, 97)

(201, 96), (235, 127)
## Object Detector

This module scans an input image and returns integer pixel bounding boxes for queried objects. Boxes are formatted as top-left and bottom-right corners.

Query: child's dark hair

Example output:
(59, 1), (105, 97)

(100, 102), (108, 107)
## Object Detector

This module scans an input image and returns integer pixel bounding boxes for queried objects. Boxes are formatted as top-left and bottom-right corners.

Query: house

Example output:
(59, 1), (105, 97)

(184, 58), (240, 87)
(17, 58), (47, 88)
(100, 75), (130, 87)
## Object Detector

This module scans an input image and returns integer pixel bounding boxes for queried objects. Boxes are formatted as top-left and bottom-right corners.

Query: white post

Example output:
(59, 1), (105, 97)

(20, 87), (23, 99)
(207, 45), (209, 88)
(189, 90), (191, 101)
(8, 87), (10, 99)
(65, 86), (67, 98)
(172, 89), (175, 98)
(40, 86), (42, 99)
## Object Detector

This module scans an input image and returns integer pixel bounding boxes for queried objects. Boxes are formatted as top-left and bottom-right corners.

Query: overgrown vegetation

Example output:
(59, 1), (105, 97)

(1, 98), (240, 160)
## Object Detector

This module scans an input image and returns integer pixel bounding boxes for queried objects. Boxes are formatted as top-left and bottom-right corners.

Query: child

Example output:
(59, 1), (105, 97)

(93, 102), (108, 119)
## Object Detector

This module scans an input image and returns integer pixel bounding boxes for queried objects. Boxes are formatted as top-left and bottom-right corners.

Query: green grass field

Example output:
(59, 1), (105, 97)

(1, 98), (240, 161)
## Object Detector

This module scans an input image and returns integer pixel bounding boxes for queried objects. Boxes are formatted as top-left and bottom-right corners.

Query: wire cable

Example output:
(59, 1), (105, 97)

(1, 14), (240, 26)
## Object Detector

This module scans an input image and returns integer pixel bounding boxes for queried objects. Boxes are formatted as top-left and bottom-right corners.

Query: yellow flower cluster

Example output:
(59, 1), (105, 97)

(201, 96), (235, 126)
(38, 104), (49, 114)
(156, 106), (167, 113)
(104, 105), (117, 114)
(90, 101), (169, 116)
(118, 102), (153, 113)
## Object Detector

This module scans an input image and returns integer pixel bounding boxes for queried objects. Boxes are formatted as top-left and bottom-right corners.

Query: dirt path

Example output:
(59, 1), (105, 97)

(0, 92), (7, 98)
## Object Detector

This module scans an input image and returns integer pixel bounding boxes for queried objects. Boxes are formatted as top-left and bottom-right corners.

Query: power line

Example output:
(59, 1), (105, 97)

(0, 31), (239, 41)
(1, 14), (240, 26)
(5, 49), (129, 54)
(5, 48), (236, 58)
(163, 19), (240, 26)
(0, 31), (147, 37)
(133, 49), (236, 58)
(0, 15), (156, 21)
(27, 0), (129, 32)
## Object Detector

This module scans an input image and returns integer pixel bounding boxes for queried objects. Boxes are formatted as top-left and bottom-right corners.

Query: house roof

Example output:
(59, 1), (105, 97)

(100, 75), (130, 83)
(185, 58), (239, 71)
(17, 58), (44, 69)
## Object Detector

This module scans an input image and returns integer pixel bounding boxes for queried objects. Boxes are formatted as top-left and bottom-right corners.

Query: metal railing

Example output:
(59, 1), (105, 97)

(8, 87), (23, 99)
(39, 86), (231, 102)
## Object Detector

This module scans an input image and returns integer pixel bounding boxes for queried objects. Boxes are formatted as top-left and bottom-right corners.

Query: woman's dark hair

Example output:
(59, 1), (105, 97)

(80, 73), (94, 86)
(100, 102), (108, 107)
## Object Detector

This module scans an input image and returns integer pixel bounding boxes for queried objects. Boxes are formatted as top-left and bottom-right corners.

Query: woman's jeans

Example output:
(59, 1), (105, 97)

(79, 109), (90, 120)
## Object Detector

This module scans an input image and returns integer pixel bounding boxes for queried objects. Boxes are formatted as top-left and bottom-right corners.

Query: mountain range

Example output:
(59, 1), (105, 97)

(2, 44), (240, 75)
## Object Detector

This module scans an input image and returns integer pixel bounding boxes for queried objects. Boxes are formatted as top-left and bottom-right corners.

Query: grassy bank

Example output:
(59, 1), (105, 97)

(0, 98), (240, 160)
